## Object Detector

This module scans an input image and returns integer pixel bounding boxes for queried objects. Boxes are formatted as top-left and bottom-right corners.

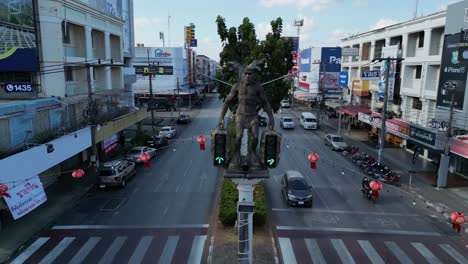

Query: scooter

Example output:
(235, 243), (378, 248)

(361, 188), (378, 203)
(380, 171), (401, 186)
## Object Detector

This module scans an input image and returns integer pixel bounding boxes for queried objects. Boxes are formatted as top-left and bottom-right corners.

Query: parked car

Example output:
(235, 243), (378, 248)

(300, 112), (318, 130)
(126, 146), (156, 163)
(146, 135), (168, 148)
(280, 116), (295, 129)
(159, 126), (177, 138)
(280, 100), (291, 108)
(258, 115), (267, 126)
(177, 114), (191, 124)
(324, 134), (348, 151)
(281, 170), (313, 207)
(98, 159), (136, 188)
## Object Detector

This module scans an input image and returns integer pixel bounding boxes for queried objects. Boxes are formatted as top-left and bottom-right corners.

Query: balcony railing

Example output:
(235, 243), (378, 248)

(92, 48), (105, 59)
(425, 80), (438, 91)
(64, 45), (85, 57)
(66, 82), (88, 96)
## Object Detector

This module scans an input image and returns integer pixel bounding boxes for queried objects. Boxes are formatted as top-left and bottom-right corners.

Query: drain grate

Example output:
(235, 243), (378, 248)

(100, 198), (126, 211)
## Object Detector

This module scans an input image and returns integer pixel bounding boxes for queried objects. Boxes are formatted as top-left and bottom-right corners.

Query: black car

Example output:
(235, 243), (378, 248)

(177, 114), (191, 124)
(258, 115), (267, 126)
(146, 135), (168, 148)
(281, 170), (313, 207)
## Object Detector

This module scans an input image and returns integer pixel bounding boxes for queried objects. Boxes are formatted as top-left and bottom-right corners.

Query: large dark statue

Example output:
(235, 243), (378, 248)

(217, 60), (275, 170)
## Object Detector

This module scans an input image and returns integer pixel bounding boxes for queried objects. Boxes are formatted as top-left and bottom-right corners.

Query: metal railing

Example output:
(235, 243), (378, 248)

(66, 82), (88, 96)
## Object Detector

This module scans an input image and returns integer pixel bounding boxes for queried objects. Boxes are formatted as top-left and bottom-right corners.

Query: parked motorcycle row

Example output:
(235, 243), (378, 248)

(344, 147), (402, 187)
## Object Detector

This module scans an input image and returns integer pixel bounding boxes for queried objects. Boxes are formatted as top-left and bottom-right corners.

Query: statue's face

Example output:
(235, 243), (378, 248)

(243, 70), (256, 85)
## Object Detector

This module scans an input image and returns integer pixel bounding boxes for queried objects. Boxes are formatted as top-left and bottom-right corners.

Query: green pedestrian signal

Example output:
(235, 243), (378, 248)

(216, 156), (224, 164)
(261, 131), (281, 168)
(267, 159), (275, 166)
(212, 131), (227, 166)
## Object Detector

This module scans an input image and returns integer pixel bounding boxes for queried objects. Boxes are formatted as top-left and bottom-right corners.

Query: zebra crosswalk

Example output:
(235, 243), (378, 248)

(10, 225), (208, 264)
(277, 227), (468, 264)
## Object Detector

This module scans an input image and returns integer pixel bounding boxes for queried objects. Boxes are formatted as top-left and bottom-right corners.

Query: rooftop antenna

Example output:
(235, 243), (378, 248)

(168, 12), (171, 47)
(414, 0), (419, 19)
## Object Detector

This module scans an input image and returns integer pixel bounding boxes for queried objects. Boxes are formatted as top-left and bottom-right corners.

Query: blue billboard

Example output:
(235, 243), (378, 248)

(339, 71), (348, 86)
(0, 0), (39, 72)
(321, 47), (342, 96)
(300, 48), (311, 72)
(321, 47), (342, 72)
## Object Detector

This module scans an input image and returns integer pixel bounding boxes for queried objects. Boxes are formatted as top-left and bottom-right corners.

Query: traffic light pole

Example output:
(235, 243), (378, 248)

(86, 63), (99, 171)
(437, 91), (455, 188)
(147, 50), (156, 137)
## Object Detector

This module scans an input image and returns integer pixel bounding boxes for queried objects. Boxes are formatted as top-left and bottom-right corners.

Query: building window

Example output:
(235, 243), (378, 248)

(65, 66), (73, 81)
(412, 97), (422, 110)
(415, 65), (422, 79)
(62, 21), (70, 44)
(418, 31), (425, 48)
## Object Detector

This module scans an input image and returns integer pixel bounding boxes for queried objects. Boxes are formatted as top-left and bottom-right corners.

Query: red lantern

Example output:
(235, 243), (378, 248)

(71, 169), (85, 179)
(0, 184), (11, 198)
(197, 135), (206, 151)
(450, 212), (466, 233)
(139, 153), (151, 168)
(308, 153), (319, 170)
(369, 180), (382, 191)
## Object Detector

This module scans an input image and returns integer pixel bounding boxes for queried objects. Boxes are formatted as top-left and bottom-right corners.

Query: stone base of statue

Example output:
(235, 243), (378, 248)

(223, 169), (270, 179)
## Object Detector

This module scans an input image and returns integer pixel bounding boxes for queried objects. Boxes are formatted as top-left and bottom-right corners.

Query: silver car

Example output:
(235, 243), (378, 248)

(159, 126), (177, 139)
(324, 134), (348, 151)
(280, 116), (295, 129)
(98, 159), (136, 188)
(126, 146), (156, 163)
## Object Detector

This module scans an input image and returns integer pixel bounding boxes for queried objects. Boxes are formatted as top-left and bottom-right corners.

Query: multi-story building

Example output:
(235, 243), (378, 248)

(0, 0), (143, 220)
(340, 11), (446, 161)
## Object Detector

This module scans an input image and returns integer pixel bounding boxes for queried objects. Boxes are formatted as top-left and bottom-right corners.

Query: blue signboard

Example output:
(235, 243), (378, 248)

(339, 71), (348, 86)
(282, 37), (299, 52)
(361, 70), (380, 80)
(300, 48), (311, 72)
(3, 83), (33, 93)
(190, 38), (197, 47)
(321, 47), (342, 72)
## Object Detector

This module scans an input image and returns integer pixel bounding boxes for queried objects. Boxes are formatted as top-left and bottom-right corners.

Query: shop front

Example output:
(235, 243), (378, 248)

(358, 112), (410, 147)
(407, 124), (447, 162)
(449, 136), (468, 179)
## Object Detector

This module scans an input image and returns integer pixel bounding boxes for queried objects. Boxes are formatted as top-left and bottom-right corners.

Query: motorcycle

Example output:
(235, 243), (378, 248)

(343, 146), (360, 156)
(380, 171), (401, 186)
(361, 188), (378, 203)
(365, 162), (379, 175)
(360, 156), (375, 170)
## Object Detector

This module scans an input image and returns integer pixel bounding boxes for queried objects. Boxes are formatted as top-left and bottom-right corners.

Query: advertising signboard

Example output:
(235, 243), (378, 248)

(436, 33), (468, 110)
(361, 70), (380, 80)
(339, 71), (348, 86)
(300, 48), (311, 72)
(0, 0), (39, 71)
(378, 45), (398, 100)
(321, 47), (342, 96)
(342, 47), (359, 56)
(3, 176), (47, 220)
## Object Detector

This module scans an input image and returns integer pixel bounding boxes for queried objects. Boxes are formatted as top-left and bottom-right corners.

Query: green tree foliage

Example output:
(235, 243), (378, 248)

(215, 16), (294, 112)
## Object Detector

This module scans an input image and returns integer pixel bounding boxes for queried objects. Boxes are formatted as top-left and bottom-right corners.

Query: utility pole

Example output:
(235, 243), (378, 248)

(86, 63), (99, 171)
(292, 19), (304, 111)
(373, 57), (404, 164)
(177, 77), (181, 116)
(320, 61), (327, 131)
(437, 83), (457, 188)
(338, 87), (344, 135)
(147, 50), (156, 137)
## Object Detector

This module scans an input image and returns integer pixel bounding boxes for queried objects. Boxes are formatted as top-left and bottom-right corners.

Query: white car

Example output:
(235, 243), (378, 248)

(280, 100), (291, 108)
(159, 126), (177, 138)
(126, 146), (156, 163)
(280, 116), (295, 129)
(324, 134), (348, 151)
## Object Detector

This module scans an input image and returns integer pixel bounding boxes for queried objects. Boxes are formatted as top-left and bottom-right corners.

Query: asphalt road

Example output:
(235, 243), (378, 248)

(265, 108), (468, 264)
(11, 97), (223, 264)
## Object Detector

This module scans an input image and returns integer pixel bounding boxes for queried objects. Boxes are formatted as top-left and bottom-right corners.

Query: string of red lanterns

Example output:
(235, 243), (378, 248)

(71, 169), (85, 179)
(197, 135), (206, 151)
(449, 212), (466, 233)
(308, 153), (319, 169)
(139, 153), (151, 168)
(0, 183), (11, 198)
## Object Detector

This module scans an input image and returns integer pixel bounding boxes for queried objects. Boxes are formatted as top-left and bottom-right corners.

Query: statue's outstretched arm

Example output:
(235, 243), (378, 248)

(259, 88), (274, 130)
(218, 85), (238, 128)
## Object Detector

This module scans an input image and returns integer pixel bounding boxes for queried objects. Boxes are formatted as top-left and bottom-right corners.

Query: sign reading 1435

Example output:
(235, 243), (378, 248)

(4, 83), (33, 93)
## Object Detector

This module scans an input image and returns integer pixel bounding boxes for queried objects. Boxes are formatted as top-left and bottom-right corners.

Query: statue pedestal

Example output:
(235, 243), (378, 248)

(223, 169), (270, 179)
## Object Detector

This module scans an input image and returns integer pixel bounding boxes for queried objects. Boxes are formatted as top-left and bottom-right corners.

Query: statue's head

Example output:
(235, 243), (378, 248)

(242, 59), (264, 85)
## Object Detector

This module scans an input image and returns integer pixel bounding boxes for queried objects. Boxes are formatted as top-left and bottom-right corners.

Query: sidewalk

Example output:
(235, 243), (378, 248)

(0, 163), (96, 263)
(286, 107), (468, 226)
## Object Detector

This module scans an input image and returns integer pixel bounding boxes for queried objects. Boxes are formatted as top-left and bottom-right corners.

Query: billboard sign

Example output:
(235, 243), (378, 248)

(321, 47), (342, 96)
(300, 48), (311, 72)
(0, 0), (39, 71)
(342, 47), (359, 56)
(3, 82), (33, 93)
(321, 47), (342, 72)
(3, 176), (47, 220)
(436, 33), (468, 110)
(361, 70), (380, 80)
(378, 45), (398, 100)
(339, 71), (348, 86)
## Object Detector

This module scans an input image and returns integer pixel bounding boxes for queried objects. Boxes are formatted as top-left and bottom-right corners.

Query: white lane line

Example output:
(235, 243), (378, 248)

(128, 236), (153, 264)
(68, 237), (101, 264)
(162, 207), (169, 216)
(304, 238), (326, 264)
(411, 242), (443, 264)
(358, 240), (384, 264)
(52, 224), (209, 229)
(159, 236), (179, 264)
(384, 241), (414, 264)
(175, 185), (180, 193)
(97, 236), (127, 264)
(276, 226), (441, 236)
(39, 237), (75, 264)
(331, 239), (355, 264)
(271, 208), (419, 217)
(187, 235), (207, 264)
(278, 238), (297, 264)
(11, 237), (50, 264)
(439, 244), (468, 264)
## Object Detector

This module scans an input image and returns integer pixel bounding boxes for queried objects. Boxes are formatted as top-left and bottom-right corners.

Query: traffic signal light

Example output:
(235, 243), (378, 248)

(212, 129), (228, 166)
(261, 131), (281, 168)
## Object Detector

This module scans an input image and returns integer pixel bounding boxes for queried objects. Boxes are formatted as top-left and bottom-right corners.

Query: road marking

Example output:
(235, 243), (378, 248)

(97, 236), (127, 264)
(175, 185), (180, 192)
(188, 235), (207, 264)
(271, 208), (419, 217)
(128, 236), (153, 264)
(304, 239), (326, 264)
(52, 224), (209, 229)
(411, 242), (442, 264)
(69, 237), (101, 264)
(276, 226), (441, 236)
(358, 240), (384, 264)
(162, 207), (169, 216)
(159, 236), (179, 264)
(38, 237), (75, 264)
(331, 239), (356, 264)
(439, 244), (468, 264)
(384, 241), (414, 264)
(11, 237), (49, 264)
(278, 238), (297, 264)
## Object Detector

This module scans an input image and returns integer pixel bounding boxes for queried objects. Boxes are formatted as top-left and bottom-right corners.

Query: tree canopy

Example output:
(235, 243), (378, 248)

(215, 16), (294, 112)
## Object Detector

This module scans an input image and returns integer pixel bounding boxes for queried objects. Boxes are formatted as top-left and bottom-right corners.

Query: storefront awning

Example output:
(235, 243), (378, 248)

(338, 106), (372, 117)
(450, 137), (468, 159)
(358, 112), (410, 138)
